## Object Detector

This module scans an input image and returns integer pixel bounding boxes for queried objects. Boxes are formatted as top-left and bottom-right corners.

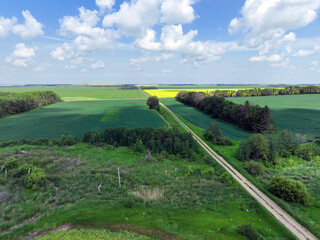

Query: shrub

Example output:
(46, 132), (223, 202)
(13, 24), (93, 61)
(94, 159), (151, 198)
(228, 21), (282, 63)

(133, 140), (145, 153)
(268, 175), (311, 205)
(244, 161), (264, 176)
(219, 172), (234, 185)
(25, 167), (46, 191)
(17, 164), (33, 177)
(4, 158), (18, 170)
(237, 225), (261, 240)
(248, 134), (270, 161)
(237, 141), (251, 162)
(204, 123), (233, 146)
(203, 155), (213, 165)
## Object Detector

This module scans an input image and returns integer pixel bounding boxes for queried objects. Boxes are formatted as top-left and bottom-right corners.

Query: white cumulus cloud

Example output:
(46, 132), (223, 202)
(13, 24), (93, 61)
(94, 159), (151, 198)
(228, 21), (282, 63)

(96, 0), (115, 11)
(0, 16), (17, 38)
(51, 7), (120, 61)
(91, 60), (105, 69)
(103, 0), (162, 37)
(161, 0), (196, 24)
(229, 0), (320, 64)
(6, 43), (37, 67)
(12, 10), (44, 39)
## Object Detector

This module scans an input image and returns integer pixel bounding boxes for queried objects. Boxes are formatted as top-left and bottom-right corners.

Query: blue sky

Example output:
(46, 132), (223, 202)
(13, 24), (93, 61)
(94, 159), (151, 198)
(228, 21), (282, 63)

(0, 0), (320, 85)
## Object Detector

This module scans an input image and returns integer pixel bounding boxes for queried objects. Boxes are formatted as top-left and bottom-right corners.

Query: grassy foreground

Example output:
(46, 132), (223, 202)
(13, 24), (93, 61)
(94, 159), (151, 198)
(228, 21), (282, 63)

(35, 229), (151, 240)
(0, 143), (294, 239)
(0, 100), (168, 140)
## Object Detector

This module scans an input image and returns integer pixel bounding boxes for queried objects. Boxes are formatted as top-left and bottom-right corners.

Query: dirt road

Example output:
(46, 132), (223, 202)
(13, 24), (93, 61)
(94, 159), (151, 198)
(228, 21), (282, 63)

(160, 102), (318, 240)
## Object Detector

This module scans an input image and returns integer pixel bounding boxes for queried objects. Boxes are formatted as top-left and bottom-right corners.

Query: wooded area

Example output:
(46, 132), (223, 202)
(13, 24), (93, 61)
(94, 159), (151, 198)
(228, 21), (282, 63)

(204, 86), (320, 98)
(0, 91), (61, 118)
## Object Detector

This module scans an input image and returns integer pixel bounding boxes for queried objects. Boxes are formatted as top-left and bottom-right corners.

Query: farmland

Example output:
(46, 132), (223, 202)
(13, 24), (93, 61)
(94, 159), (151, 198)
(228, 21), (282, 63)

(0, 100), (168, 140)
(145, 89), (249, 98)
(0, 86), (146, 101)
(161, 98), (250, 140)
(230, 95), (320, 141)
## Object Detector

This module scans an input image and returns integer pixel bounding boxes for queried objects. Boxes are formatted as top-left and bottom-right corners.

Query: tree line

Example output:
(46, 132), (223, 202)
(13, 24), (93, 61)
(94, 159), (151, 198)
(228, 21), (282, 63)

(0, 91), (62, 118)
(83, 127), (201, 158)
(0, 127), (201, 159)
(203, 86), (320, 98)
(176, 91), (276, 133)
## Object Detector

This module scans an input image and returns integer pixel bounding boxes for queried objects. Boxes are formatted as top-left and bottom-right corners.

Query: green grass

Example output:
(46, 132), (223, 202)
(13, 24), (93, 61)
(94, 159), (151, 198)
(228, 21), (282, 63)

(0, 100), (168, 140)
(230, 95), (320, 141)
(35, 229), (151, 240)
(160, 98), (250, 141)
(0, 87), (146, 101)
(0, 144), (294, 240)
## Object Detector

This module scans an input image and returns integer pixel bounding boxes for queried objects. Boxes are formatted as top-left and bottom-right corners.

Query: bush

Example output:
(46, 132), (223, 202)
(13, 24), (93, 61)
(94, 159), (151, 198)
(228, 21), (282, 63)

(25, 167), (47, 191)
(237, 141), (251, 162)
(204, 123), (233, 146)
(248, 134), (270, 161)
(237, 225), (261, 240)
(244, 161), (264, 176)
(17, 164), (33, 177)
(203, 155), (213, 165)
(219, 172), (234, 185)
(268, 175), (311, 205)
(133, 140), (145, 153)
(4, 158), (18, 170)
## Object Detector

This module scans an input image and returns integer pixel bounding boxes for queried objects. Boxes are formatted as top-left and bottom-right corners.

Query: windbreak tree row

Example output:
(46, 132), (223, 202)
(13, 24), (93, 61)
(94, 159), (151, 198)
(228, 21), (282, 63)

(176, 91), (277, 134)
(0, 91), (62, 118)
(202, 86), (320, 98)
(83, 127), (201, 158)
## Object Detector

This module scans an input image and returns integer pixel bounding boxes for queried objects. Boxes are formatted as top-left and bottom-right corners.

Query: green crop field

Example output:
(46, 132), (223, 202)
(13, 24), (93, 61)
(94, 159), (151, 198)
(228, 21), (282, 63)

(161, 98), (250, 140)
(230, 95), (320, 141)
(0, 86), (146, 101)
(0, 100), (168, 140)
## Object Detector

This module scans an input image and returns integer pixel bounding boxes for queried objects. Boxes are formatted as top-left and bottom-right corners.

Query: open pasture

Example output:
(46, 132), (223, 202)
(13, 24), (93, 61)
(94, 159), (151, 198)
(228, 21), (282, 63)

(161, 98), (250, 140)
(0, 100), (168, 140)
(230, 95), (320, 141)
(0, 86), (146, 101)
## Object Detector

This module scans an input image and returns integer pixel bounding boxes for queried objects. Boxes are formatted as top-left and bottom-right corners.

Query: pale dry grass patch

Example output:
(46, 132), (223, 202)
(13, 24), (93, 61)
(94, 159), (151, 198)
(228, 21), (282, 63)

(131, 186), (164, 202)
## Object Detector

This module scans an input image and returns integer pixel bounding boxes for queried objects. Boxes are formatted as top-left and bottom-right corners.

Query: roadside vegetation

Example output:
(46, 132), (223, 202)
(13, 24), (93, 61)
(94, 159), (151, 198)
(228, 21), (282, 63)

(0, 91), (61, 118)
(170, 112), (320, 238)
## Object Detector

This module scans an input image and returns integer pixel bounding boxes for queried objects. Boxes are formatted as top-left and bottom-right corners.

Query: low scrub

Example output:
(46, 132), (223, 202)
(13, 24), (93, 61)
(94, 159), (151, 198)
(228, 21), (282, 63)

(268, 175), (311, 205)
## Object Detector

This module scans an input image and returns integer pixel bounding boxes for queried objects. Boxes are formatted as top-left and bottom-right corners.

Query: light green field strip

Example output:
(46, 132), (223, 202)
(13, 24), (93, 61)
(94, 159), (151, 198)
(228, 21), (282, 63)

(62, 97), (147, 101)
(0, 87), (147, 100)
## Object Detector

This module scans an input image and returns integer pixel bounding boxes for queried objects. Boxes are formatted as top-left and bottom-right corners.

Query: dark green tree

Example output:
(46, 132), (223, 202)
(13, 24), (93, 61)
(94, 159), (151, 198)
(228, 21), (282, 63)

(146, 96), (160, 110)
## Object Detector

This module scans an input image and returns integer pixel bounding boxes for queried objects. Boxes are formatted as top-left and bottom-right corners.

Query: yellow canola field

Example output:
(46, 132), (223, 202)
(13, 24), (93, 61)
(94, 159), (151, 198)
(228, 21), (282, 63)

(144, 89), (248, 98)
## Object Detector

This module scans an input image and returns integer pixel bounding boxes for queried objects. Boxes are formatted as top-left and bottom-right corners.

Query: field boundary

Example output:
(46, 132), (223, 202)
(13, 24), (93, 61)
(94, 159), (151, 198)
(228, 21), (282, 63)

(159, 100), (317, 240)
